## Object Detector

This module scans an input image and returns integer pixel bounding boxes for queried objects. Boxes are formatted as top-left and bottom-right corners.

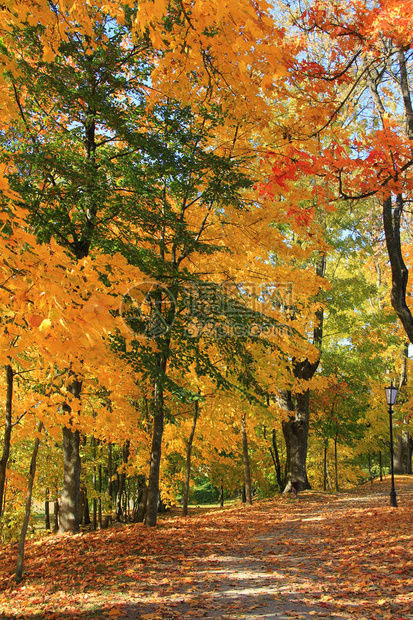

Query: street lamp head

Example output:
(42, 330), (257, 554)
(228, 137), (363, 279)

(385, 381), (398, 406)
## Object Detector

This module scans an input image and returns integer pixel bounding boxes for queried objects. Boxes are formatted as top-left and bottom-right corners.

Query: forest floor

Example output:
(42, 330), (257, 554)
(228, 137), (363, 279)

(1, 476), (413, 620)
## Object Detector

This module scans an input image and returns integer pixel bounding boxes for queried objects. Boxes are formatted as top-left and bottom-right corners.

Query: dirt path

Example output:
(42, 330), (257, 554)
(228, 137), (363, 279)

(1, 477), (413, 620)
(121, 481), (413, 620)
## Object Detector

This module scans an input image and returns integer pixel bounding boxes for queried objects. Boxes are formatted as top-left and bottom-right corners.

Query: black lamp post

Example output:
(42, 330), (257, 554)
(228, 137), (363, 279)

(385, 381), (398, 508)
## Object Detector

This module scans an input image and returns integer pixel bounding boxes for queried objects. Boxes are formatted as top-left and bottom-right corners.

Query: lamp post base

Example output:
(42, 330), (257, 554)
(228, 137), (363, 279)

(390, 489), (398, 508)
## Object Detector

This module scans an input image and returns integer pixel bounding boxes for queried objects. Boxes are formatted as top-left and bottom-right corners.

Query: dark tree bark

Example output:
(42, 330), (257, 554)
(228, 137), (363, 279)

(104, 442), (113, 528)
(0, 365), (13, 516)
(334, 432), (339, 492)
(394, 431), (413, 475)
(241, 412), (252, 505)
(45, 488), (50, 531)
(59, 425), (81, 533)
(15, 422), (43, 582)
(136, 482), (148, 523)
(182, 399), (200, 517)
(269, 429), (284, 490)
(98, 463), (102, 529)
(83, 488), (91, 526)
(379, 451), (383, 481)
(53, 497), (59, 533)
(79, 486), (85, 525)
(145, 400), (163, 526)
(116, 440), (130, 521)
(219, 483), (224, 507)
(124, 484), (129, 519)
(59, 379), (82, 534)
(157, 492), (166, 514)
(394, 344), (412, 474)
(282, 390), (311, 493)
(145, 352), (168, 527)
(323, 443), (328, 492)
(92, 437), (97, 530)
(383, 193), (413, 342)
(378, 51), (413, 344)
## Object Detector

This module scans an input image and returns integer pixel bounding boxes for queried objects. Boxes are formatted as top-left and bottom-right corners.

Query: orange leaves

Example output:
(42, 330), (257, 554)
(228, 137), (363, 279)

(261, 146), (316, 200)
(0, 205), (145, 443)
(132, 0), (290, 122)
(262, 116), (413, 222)
(259, 146), (324, 232)
(282, 0), (413, 223)
(368, 0), (413, 47)
(135, 0), (168, 30)
(2, 480), (413, 619)
(27, 314), (44, 328)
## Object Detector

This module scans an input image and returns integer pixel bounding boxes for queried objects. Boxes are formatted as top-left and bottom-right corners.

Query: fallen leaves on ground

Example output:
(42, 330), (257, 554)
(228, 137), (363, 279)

(1, 476), (413, 619)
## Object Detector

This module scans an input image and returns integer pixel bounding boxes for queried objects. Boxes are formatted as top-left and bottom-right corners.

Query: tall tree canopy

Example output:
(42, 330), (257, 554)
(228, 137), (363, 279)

(1, 0), (412, 551)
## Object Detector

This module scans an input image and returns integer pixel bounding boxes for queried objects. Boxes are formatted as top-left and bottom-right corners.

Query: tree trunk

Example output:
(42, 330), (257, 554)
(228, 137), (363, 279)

(105, 442), (113, 526)
(408, 438), (413, 475)
(241, 412), (252, 505)
(394, 345), (412, 474)
(59, 379), (82, 534)
(45, 488), (50, 531)
(98, 463), (102, 529)
(157, 492), (166, 514)
(15, 422), (43, 582)
(92, 437), (97, 530)
(334, 433), (339, 492)
(79, 486), (85, 525)
(0, 365), (13, 516)
(182, 399), (200, 517)
(269, 429), (284, 490)
(365, 52), (413, 344)
(116, 440), (130, 521)
(219, 483), (224, 507)
(282, 390), (311, 493)
(379, 451), (383, 481)
(136, 482), (148, 523)
(394, 430), (412, 474)
(93, 486), (97, 530)
(382, 193), (413, 342)
(145, 353), (167, 527)
(59, 425), (81, 534)
(53, 497), (59, 532)
(83, 488), (91, 525)
(323, 443), (328, 492)
(145, 404), (163, 526)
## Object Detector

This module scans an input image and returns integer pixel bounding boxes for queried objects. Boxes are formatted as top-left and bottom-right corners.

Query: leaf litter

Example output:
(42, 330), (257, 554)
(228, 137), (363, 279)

(1, 476), (413, 619)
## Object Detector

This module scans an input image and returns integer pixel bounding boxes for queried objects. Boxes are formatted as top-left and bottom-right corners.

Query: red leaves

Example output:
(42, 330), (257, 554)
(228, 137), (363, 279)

(286, 206), (315, 227)
(1, 479), (413, 619)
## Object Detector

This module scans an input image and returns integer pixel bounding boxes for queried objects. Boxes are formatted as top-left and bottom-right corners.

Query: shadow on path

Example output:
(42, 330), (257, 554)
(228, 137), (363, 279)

(1, 478), (413, 620)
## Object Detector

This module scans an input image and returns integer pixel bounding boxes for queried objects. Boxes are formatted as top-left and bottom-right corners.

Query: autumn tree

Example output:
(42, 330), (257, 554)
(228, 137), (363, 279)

(276, 1), (413, 341)
(0, 6), (158, 531)
(1, 0), (298, 528)
(3, 0), (406, 533)
(248, 0), (413, 492)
